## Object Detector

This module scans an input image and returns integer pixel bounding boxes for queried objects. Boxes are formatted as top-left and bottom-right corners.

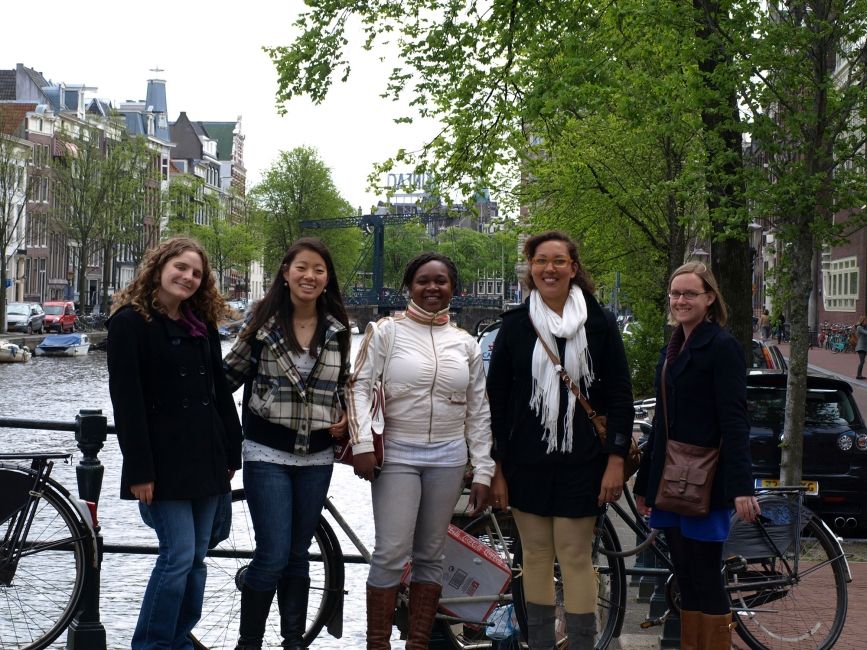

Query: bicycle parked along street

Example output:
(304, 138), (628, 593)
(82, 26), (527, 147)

(0, 453), (100, 650)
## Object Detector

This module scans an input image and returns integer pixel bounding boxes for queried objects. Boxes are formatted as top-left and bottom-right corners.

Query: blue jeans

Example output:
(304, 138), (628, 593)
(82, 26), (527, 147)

(132, 495), (219, 649)
(242, 461), (333, 591)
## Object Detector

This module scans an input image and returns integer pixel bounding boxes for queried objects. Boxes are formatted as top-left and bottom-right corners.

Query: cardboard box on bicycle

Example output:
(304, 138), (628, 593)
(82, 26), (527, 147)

(401, 524), (511, 626)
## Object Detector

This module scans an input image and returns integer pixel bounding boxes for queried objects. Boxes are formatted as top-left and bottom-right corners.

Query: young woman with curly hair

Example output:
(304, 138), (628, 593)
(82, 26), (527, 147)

(107, 236), (242, 649)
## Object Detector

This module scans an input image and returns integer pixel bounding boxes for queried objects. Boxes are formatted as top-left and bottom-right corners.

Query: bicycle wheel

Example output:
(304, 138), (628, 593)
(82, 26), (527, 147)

(726, 503), (848, 650)
(189, 488), (344, 649)
(0, 466), (89, 650)
(511, 516), (625, 650)
(436, 511), (522, 649)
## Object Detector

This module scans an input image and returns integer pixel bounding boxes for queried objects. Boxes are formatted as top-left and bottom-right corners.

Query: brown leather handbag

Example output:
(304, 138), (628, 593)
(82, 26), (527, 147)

(531, 326), (641, 480)
(654, 361), (720, 517)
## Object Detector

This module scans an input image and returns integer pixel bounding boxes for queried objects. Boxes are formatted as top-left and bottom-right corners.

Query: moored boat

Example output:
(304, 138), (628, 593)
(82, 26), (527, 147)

(0, 342), (32, 363)
(34, 333), (91, 357)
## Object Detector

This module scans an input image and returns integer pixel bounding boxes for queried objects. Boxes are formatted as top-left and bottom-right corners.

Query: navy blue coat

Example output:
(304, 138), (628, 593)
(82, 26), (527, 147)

(107, 306), (242, 501)
(633, 321), (754, 509)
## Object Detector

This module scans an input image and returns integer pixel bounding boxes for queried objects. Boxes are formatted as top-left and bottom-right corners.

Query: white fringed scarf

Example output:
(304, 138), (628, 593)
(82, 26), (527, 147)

(529, 285), (594, 453)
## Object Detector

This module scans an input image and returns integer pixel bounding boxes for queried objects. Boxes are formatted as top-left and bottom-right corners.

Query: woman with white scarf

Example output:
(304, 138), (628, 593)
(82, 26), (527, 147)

(487, 231), (634, 649)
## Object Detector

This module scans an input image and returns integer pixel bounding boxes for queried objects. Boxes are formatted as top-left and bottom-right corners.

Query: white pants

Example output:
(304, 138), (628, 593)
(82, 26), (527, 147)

(367, 462), (465, 588)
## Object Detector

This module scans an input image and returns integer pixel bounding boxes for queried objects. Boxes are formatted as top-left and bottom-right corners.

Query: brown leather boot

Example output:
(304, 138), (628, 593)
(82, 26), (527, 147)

(701, 612), (735, 650)
(366, 584), (399, 650)
(405, 581), (442, 650)
(679, 610), (701, 650)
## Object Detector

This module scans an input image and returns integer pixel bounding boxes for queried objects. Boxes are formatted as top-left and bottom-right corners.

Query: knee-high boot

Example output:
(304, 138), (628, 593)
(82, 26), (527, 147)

(366, 583), (399, 650)
(277, 575), (310, 649)
(235, 584), (276, 649)
(679, 610), (701, 650)
(405, 581), (442, 650)
(525, 602), (556, 649)
(565, 612), (595, 650)
(701, 612), (734, 650)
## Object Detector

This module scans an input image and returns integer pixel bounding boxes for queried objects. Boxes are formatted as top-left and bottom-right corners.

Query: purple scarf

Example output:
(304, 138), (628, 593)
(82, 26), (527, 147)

(177, 303), (208, 338)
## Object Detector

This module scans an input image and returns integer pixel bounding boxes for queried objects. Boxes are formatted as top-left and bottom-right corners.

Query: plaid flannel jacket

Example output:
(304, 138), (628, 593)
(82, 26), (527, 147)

(223, 313), (348, 454)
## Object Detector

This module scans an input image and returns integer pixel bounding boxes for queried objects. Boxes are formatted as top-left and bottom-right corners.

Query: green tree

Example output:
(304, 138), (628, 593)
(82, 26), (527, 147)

(98, 132), (161, 312)
(724, 0), (867, 485)
(50, 125), (114, 311)
(0, 117), (33, 331)
(250, 146), (361, 281)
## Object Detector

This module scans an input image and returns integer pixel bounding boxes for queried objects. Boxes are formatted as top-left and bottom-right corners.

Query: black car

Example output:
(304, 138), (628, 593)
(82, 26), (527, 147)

(747, 372), (867, 534)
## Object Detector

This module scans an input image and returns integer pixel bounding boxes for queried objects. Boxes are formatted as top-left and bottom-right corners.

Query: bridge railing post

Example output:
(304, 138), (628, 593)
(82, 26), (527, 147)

(66, 408), (107, 649)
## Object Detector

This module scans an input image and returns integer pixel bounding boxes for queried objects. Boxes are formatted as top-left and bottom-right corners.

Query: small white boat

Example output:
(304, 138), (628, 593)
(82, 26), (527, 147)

(35, 333), (91, 357)
(0, 342), (31, 363)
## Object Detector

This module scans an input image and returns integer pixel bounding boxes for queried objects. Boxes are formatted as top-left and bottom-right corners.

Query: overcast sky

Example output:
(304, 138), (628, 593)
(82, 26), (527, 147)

(3, 0), (439, 212)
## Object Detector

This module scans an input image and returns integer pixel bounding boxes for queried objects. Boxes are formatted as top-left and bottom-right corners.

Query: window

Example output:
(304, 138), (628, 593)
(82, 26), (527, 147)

(822, 256), (858, 312)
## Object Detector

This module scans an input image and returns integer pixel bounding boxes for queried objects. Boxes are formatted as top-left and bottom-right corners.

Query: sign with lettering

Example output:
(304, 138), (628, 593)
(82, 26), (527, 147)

(385, 172), (433, 192)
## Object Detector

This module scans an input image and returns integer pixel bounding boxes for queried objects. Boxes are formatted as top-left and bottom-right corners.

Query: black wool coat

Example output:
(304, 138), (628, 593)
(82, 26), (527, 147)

(487, 294), (635, 467)
(633, 321), (755, 510)
(107, 306), (242, 500)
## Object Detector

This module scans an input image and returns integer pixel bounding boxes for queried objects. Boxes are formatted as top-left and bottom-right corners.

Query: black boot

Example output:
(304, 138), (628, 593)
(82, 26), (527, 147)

(235, 584), (276, 649)
(277, 575), (310, 649)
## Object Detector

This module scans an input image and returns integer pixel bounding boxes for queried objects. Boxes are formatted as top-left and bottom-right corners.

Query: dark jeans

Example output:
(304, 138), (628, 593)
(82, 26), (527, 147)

(857, 351), (865, 377)
(133, 495), (220, 649)
(242, 460), (333, 591)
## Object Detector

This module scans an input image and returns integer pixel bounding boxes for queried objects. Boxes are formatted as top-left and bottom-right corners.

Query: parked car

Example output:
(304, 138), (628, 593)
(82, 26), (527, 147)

(42, 300), (78, 333)
(747, 372), (867, 535)
(751, 338), (787, 371)
(5, 302), (45, 334)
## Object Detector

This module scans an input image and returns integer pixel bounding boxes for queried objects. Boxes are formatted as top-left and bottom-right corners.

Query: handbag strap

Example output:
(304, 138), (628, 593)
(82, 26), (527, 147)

(530, 323), (600, 421)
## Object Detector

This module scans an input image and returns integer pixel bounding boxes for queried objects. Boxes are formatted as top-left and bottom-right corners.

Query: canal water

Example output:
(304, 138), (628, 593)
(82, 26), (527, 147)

(0, 336), (380, 649)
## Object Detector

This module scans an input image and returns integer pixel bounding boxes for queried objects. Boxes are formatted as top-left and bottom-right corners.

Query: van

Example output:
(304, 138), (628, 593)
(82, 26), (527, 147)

(42, 301), (77, 333)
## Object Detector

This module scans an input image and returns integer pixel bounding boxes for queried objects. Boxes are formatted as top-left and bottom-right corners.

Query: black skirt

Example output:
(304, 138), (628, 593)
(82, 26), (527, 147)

(504, 455), (607, 518)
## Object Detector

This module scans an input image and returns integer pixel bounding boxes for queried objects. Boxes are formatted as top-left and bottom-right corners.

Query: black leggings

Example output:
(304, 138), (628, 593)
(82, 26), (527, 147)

(664, 527), (729, 615)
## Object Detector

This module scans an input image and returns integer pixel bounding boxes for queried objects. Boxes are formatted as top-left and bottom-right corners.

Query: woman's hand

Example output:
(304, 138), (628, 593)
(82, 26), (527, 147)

(130, 481), (154, 505)
(352, 452), (379, 482)
(598, 455), (625, 506)
(735, 495), (762, 524)
(330, 411), (348, 438)
(467, 482), (490, 517)
(489, 463), (509, 510)
(635, 494), (651, 517)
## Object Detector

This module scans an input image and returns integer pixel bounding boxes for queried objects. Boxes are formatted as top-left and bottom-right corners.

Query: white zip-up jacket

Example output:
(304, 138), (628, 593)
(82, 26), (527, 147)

(346, 311), (495, 486)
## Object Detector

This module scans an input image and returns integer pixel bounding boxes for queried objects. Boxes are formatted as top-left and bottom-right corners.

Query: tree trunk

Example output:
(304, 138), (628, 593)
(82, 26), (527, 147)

(101, 242), (113, 314)
(780, 222), (812, 486)
(694, 0), (751, 360)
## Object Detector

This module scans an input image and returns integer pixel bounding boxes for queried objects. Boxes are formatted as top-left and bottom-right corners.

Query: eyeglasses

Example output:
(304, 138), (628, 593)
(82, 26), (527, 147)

(530, 257), (572, 269)
(668, 290), (708, 301)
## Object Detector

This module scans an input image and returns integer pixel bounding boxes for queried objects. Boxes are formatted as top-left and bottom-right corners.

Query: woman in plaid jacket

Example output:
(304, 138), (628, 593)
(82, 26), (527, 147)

(223, 237), (351, 650)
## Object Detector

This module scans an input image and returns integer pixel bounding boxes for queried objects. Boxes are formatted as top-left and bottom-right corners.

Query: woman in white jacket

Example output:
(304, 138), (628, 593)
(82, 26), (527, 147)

(347, 252), (495, 650)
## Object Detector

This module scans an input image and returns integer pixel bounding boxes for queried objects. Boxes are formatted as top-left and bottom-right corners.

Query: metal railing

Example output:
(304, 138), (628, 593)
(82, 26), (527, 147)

(1, 410), (111, 649)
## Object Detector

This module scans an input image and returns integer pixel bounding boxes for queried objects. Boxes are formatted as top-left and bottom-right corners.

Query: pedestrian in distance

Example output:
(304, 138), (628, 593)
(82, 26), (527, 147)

(855, 315), (867, 380)
(486, 231), (634, 650)
(759, 308), (771, 342)
(346, 252), (495, 650)
(633, 261), (761, 650)
(775, 311), (786, 345)
(106, 236), (243, 650)
(222, 237), (352, 649)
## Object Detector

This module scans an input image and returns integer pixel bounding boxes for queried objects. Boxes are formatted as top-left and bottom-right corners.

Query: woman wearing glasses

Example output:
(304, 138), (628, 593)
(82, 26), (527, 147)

(633, 261), (760, 650)
(487, 231), (634, 649)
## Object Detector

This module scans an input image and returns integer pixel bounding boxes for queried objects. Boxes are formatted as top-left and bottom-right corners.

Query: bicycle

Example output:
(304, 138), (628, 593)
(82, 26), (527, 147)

(190, 488), (530, 649)
(0, 453), (100, 650)
(595, 483), (850, 650)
